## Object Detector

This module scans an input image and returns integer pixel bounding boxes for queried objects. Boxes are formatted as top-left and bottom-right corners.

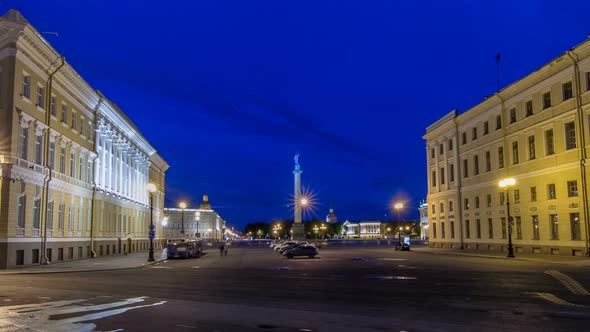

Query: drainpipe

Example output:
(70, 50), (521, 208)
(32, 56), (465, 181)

(40, 56), (65, 265)
(89, 97), (104, 258)
(566, 50), (590, 256)
(452, 116), (464, 249)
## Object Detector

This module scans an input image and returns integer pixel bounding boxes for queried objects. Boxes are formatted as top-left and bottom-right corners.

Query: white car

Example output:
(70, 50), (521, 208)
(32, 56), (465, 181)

(274, 241), (297, 252)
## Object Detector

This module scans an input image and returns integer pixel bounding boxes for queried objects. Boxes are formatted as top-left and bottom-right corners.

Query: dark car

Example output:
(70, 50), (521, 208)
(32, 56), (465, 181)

(395, 242), (410, 251)
(283, 245), (318, 258)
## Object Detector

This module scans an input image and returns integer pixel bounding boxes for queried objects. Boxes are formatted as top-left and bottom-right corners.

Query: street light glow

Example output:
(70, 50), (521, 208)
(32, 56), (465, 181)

(147, 183), (157, 193)
(161, 217), (169, 227)
(499, 178), (516, 188)
(394, 202), (404, 210)
(179, 201), (187, 209)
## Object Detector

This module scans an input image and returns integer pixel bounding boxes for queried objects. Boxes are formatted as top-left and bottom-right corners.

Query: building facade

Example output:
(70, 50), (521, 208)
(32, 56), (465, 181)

(342, 221), (382, 238)
(418, 200), (429, 240)
(424, 37), (590, 256)
(163, 195), (226, 241)
(0, 9), (168, 268)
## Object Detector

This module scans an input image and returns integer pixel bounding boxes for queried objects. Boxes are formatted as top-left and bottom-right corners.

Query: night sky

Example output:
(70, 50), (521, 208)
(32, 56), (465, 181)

(3, 1), (590, 229)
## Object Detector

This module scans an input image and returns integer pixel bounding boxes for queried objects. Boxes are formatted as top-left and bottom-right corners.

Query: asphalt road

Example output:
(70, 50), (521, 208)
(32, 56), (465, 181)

(1, 245), (590, 331)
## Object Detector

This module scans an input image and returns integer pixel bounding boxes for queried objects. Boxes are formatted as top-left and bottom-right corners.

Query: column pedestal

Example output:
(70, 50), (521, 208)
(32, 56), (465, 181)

(292, 223), (305, 240)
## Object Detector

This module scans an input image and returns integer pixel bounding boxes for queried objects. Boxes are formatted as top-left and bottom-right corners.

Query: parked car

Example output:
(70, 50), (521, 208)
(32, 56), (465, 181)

(283, 245), (318, 258)
(395, 242), (410, 251)
(278, 242), (313, 254)
(274, 241), (298, 252)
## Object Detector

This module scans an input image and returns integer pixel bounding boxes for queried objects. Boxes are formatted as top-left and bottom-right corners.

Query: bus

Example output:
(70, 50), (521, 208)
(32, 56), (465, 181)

(166, 239), (202, 258)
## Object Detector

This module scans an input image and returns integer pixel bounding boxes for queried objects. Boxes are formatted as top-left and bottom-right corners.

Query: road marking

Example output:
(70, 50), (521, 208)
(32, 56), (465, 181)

(176, 324), (197, 329)
(149, 266), (172, 269)
(192, 266), (201, 269)
(528, 292), (586, 307)
(362, 275), (417, 280)
(377, 258), (406, 261)
(545, 270), (590, 296)
(0, 296), (166, 331)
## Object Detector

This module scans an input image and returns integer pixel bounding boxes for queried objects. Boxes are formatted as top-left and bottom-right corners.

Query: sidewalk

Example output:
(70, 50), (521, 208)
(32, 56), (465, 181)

(0, 249), (168, 275)
(412, 246), (590, 266)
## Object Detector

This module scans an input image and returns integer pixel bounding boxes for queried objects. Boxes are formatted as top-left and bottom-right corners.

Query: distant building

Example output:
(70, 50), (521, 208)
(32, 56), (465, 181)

(163, 195), (226, 241)
(343, 221), (382, 239)
(419, 200), (429, 240)
(326, 208), (337, 224)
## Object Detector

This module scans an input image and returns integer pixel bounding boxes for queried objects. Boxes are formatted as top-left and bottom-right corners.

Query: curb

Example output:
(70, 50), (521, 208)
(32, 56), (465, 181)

(411, 249), (590, 265)
(0, 257), (167, 275)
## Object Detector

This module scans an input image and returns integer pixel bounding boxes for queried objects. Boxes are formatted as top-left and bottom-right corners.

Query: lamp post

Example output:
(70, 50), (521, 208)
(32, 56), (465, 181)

(179, 201), (187, 236)
(313, 226), (319, 240)
(394, 202), (404, 242)
(147, 183), (157, 262)
(194, 211), (200, 239)
(320, 223), (326, 239)
(499, 178), (516, 258)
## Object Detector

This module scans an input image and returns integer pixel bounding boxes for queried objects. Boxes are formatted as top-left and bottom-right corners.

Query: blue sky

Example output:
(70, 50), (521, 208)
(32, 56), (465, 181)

(3, 0), (590, 229)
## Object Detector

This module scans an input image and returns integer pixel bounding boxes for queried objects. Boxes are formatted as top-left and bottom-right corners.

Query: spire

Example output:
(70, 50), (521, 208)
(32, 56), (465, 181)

(1, 9), (30, 24)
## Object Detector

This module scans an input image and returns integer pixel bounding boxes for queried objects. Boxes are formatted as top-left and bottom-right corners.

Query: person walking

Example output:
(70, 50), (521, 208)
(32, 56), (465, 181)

(219, 244), (225, 256)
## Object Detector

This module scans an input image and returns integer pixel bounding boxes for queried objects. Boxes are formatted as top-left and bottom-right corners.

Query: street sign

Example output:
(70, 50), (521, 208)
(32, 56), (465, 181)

(149, 230), (155, 239)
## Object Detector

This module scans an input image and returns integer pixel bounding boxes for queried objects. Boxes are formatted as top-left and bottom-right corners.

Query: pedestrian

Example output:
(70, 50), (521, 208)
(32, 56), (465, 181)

(224, 247), (228, 256)
(219, 244), (224, 256)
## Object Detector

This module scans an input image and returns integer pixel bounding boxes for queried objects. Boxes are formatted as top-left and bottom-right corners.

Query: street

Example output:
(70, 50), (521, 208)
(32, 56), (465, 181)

(1, 245), (590, 331)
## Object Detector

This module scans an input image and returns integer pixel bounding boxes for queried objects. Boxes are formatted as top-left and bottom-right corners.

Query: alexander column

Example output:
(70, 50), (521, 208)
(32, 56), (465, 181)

(292, 153), (306, 240)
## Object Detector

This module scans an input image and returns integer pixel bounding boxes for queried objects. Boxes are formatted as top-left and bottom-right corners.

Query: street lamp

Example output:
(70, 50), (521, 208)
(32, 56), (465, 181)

(394, 202), (404, 241)
(147, 183), (157, 262)
(320, 223), (326, 239)
(179, 201), (187, 236)
(194, 211), (200, 239)
(313, 225), (319, 240)
(499, 178), (516, 258)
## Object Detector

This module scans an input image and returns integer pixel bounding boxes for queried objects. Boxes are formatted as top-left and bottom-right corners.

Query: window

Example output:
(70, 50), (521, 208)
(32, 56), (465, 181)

(483, 121), (489, 135)
(550, 214), (559, 240)
(441, 222), (445, 239)
(32, 198), (40, 229)
(16, 195), (26, 229)
(485, 151), (491, 172)
(548, 183), (556, 200)
(526, 100), (533, 117)
(18, 126), (29, 160)
(528, 135), (535, 160)
(59, 147), (66, 173)
(476, 219), (481, 239)
(510, 108), (516, 124)
(47, 201), (54, 230)
(50, 95), (57, 116)
(563, 81), (573, 100)
(70, 152), (75, 178)
(37, 86), (45, 109)
(543, 92), (551, 109)
(462, 132), (467, 145)
(78, 247), (83, 258)
(449, 164), (454, 182)
(440, 167), (445, 185)
(68, 206), (74, 231)
(80, 117), (85, 136)
(58, 248), (64, 261)
(79, 155), (84, 181)
(532, 215), (540, 240)
(501, 217), (507, 239)
(49, 142), (55, 170)
(571, 213), (581, 240)
(450, 221), (455, 239)
(465, 220), (470, 239)
(464, 198), (469, 210)
(545, 129), (555, 155)
(61, 104), (67, 123)
(496, 115), (502, 130)
(32, 249), (40, 264)
(78, 207), (82, 231)
(567, 180), (578, 197)
(473, 155), (479, 175)
(514, 190), (520, 204)
(430, 148), (435, 159)
(472, 127), (477, 140)
(58, 203), (65, 230)
(488, 218), (493, 239)
(431, 204), (436, 214)
(448, 139), (453, 151)
(16, 250), (24, 266)
(475, 196), (480, 209)
(87, 160), (93, 183)
(486, 194), (492, 208)
(500, 192), (505, 206)
(530, 186), (537, 202)
(34, 134), (43, 164)
(432, 223), (437, 239)
(516, 216), (522, 240)
(449, 201), (454, 212)
(512, 141), (519, 164)
(498, 147), (504, 168)
(22, 74), (30, 99)
(463, 159), (468, 178)
(440, 202), (444, 213)
(587, 72), (590, 91)
(565, 122), (576, 150)
(71, 111), (77, 130)
(431, 171), (436, 187)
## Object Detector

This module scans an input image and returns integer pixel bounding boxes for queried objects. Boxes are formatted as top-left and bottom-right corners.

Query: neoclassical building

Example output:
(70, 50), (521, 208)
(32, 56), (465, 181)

(0, 9), (168, 268)
(342, 221), (382, 238)
(163, 195), (226, 241)
(424, 37), (590, 256)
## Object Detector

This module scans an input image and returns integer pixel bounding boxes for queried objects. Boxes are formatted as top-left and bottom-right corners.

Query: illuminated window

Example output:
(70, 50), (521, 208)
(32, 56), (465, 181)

(548, 183), (556, 200)
(565, 122), (576, 150)
(532, 215), (539, 240)
(567, 180), (578, 197)
(571, 213), (581, 240)
(550, 214), (558, 240)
